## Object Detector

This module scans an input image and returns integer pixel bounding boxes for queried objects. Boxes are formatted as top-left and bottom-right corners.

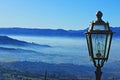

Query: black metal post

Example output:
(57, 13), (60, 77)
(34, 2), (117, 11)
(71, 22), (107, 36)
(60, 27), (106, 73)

(95, 66), (102, 80)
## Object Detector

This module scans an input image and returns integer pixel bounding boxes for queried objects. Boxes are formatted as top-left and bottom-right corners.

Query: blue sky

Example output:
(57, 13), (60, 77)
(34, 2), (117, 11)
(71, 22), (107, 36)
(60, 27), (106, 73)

(0, 0), (120, 30)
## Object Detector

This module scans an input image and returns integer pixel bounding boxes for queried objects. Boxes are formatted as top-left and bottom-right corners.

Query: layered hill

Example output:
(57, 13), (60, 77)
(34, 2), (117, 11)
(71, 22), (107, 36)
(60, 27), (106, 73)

(0, 36), (51, 47)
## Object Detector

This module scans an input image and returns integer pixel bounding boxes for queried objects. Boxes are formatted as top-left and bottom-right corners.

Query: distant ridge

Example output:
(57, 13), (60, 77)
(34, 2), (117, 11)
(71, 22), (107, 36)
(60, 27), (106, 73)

(0, 27), (119, 37)
(0, 28), (86, 37)
(0, 36), (51, 47)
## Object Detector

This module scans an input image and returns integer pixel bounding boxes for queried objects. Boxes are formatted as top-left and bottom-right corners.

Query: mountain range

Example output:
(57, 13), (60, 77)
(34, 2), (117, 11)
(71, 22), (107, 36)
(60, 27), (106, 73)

(0, 27), (119, 79)
(0, 28), (84, 37)
(0, 27), (119, 37)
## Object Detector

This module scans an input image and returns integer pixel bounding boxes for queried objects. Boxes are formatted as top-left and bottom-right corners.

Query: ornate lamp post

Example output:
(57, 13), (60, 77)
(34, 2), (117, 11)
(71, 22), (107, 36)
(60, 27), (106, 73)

(85, 11), (113, 80)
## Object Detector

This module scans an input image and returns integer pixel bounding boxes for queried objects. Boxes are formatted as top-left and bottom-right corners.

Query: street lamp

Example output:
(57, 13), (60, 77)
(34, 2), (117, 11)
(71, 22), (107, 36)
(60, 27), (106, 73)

(85, 11), (113, 80)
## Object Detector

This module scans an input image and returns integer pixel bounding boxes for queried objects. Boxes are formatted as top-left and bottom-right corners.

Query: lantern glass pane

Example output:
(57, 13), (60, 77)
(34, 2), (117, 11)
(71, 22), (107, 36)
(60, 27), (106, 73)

(105, 34), (112, 58)
(93, 25), (108, 31)
(91, 34), (106, 58)
(86, 34), (92, 59)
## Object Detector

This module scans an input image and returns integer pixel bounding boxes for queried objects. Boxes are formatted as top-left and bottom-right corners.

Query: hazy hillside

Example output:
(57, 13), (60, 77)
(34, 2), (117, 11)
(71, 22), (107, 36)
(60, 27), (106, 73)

(1, 61), (120, 79)
(1, 61), (94, 77)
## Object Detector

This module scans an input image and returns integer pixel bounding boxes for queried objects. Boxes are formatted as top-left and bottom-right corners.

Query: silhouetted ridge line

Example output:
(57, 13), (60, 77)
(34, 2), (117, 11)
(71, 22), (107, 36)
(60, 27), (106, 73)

(0, 27), (119, 37)
(0, 28), (86, 37)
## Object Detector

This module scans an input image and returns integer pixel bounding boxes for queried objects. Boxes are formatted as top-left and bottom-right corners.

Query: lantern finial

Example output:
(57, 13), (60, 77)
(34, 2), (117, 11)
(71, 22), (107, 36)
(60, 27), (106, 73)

(96, 11), (103, 20)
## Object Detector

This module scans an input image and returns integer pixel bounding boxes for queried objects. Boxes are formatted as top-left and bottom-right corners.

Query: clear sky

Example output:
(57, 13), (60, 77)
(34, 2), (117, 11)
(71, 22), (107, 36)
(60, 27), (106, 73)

(0, 0), (120, 30)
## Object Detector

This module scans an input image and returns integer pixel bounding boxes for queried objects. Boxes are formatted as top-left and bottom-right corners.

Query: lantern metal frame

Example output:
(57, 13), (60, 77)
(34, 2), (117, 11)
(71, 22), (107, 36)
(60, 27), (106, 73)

(85, 11), (113, 80)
